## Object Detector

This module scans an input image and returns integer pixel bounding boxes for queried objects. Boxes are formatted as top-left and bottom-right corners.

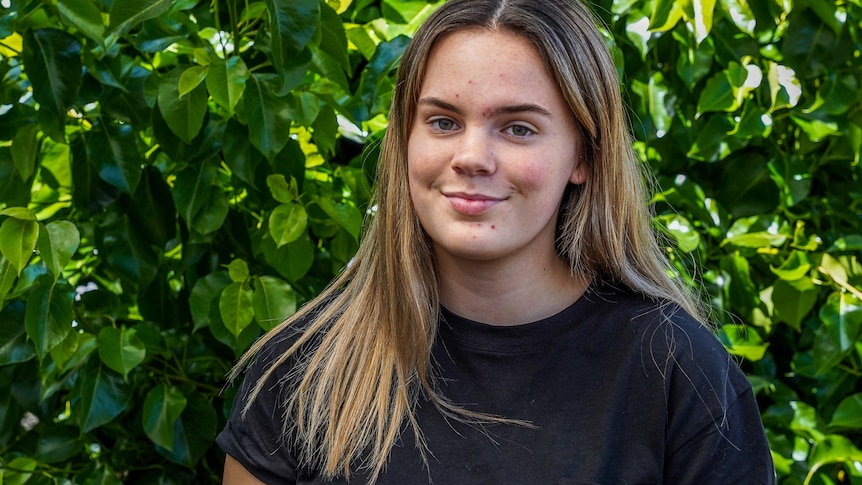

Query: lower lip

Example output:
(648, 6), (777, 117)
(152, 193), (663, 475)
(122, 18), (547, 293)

(446, 196), (501, 216)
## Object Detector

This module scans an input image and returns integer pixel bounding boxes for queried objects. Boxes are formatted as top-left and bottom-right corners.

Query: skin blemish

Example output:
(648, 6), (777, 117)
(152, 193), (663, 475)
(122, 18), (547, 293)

(491, 225), (496, 230)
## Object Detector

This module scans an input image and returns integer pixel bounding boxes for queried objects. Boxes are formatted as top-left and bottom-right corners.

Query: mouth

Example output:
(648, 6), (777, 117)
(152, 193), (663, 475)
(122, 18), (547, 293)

(443, 192), (504, 216)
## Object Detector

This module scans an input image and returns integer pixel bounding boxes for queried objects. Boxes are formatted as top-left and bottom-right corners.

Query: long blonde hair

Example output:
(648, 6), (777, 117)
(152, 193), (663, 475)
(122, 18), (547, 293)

(230, 0), (704, 480)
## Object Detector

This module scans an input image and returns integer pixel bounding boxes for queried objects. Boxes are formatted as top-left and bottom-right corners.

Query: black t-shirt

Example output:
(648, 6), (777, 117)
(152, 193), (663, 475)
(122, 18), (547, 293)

(217, 283), (775, 484)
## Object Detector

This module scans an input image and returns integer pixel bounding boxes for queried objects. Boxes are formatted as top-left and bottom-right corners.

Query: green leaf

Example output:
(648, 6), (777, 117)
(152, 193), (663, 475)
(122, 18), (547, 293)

(178, 65), (208, 97)
(808, 435), (862, 477)
(58, 0), (106, 43)
(649, 0), (683, 31)
(682, 0), (716, 44)
(35, 424), (82, 463)
(813, 293), (862, 375)
(189, 271), (231, 332)
(102, 217), (159, 287)
(0, 256), (17, 304)
(207, 57), (248, 116)
(227, 259), (249, 283)
(130, 166), (177, 248)
(772, 278), (818, 332)
(266, 174), (296, 203)
(11, 123), (39, 181)
(37, 220), (80, 278)
(720, 252), (759, 315)
(718, 324), (768, 361)
(717, 153), (779, 218)
(1, 457), (37, 485)
(697, 70), (737, 114)
(158, 68), (208, 143)
(21, 28), (82, 139)
(0, 217), (39, 275)
(0, 307), (35, 365)
(219, 280), (255, 338)
(253, 276), (296, 331)
(88, 122), (143, 194)
(261, 232), (315, 282)
(24, 276), (73, 359)
(97, 326), (146, 379)
(353, 35), (410, 121)
(172, 158), (229, 235)
(142, 384), (187, 451)
(829, 394), (862, 431)
(656, 214), (700, 252)
(109, 0), (173, 34)
(154, 389), (217, 467)
(314, 196), (361, 240)
(243, 74), (294, 161)
(770, 251), (811, 281)
(222, 119), (262, 188)
(0, 148), (31, 207)
(264, 0), (320, 73)
(269, 202), (308, 247)
(73, 358), (131, 432)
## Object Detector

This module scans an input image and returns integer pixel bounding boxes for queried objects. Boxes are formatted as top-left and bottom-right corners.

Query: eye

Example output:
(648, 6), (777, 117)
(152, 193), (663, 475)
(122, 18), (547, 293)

(430, 118), (459, 132)
(505, 124), (534, 138)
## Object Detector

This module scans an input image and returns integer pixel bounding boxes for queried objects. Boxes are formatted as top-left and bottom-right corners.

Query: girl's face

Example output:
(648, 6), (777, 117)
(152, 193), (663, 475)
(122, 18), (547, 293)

(407, 29), (586, 268)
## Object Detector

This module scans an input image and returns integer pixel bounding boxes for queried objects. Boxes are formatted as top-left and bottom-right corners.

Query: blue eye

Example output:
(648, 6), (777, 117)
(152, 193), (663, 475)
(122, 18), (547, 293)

(432, 119), (457, 131)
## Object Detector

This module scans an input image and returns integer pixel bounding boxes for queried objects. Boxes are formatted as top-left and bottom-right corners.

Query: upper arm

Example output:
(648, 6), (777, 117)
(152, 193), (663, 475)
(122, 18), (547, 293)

(223, 454), (269, 485)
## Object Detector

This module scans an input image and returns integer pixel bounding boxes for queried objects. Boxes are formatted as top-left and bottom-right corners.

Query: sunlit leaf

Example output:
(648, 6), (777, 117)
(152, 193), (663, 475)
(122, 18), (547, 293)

(718, 324), (768, 361)
(158, 68), (208, 143)
(178, 65), (207, 97)
(773, 278), (818, 332)
(97, 326), (146, 379)
(206, 57), (248, 116)
(219, 280), (255, 338)
(10, 124), (39, 181)
(829, 394), (862, 431)
(37, 220), (80, 279)
(253, 276), (296, 331)
(189, 271), (231, 332)
(227, 259), (249, 283)
(269, 202), (308, 247)
(0, 217), (39, 275)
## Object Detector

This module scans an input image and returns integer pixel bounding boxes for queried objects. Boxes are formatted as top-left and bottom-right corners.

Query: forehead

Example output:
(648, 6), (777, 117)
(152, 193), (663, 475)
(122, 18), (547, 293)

(417, 29), (566, 109)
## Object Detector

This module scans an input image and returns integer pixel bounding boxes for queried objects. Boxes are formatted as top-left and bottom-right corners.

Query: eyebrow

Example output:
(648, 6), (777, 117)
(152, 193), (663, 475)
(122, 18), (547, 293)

(417, 97), (553, 118)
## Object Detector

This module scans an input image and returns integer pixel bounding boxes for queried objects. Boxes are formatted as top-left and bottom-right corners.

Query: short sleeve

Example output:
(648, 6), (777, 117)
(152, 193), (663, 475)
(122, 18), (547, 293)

(216, 336), (301, 485)
(658, 315), (775, 484)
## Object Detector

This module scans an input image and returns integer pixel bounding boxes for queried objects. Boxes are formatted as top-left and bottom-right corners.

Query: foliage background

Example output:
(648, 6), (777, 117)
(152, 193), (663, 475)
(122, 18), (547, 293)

(0, 0), (860, 483)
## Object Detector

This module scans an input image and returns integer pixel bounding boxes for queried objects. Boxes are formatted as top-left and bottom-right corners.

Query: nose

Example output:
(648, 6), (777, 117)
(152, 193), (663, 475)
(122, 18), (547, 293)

(450, 127), (496, 176)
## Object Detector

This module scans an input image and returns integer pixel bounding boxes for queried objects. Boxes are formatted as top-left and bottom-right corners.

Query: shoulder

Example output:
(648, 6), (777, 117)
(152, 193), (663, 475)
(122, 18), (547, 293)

(583, 282), (751, 407)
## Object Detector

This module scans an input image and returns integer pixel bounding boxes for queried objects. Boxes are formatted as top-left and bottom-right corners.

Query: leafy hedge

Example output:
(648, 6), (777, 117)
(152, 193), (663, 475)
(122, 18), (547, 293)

(0, 0), (860, 483)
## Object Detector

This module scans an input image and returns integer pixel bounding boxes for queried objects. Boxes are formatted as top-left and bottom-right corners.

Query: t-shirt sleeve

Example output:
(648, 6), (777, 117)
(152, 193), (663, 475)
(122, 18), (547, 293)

(216, 336), (301, 485)
(658, 315), (775, 484)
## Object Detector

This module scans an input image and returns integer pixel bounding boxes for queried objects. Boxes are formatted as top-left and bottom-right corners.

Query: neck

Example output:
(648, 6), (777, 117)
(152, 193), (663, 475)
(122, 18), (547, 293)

(435, 251), (591, 326)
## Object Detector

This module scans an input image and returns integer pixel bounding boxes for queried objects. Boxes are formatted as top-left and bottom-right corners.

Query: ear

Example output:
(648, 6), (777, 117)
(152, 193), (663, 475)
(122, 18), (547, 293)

(569, 155), (587, 185)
